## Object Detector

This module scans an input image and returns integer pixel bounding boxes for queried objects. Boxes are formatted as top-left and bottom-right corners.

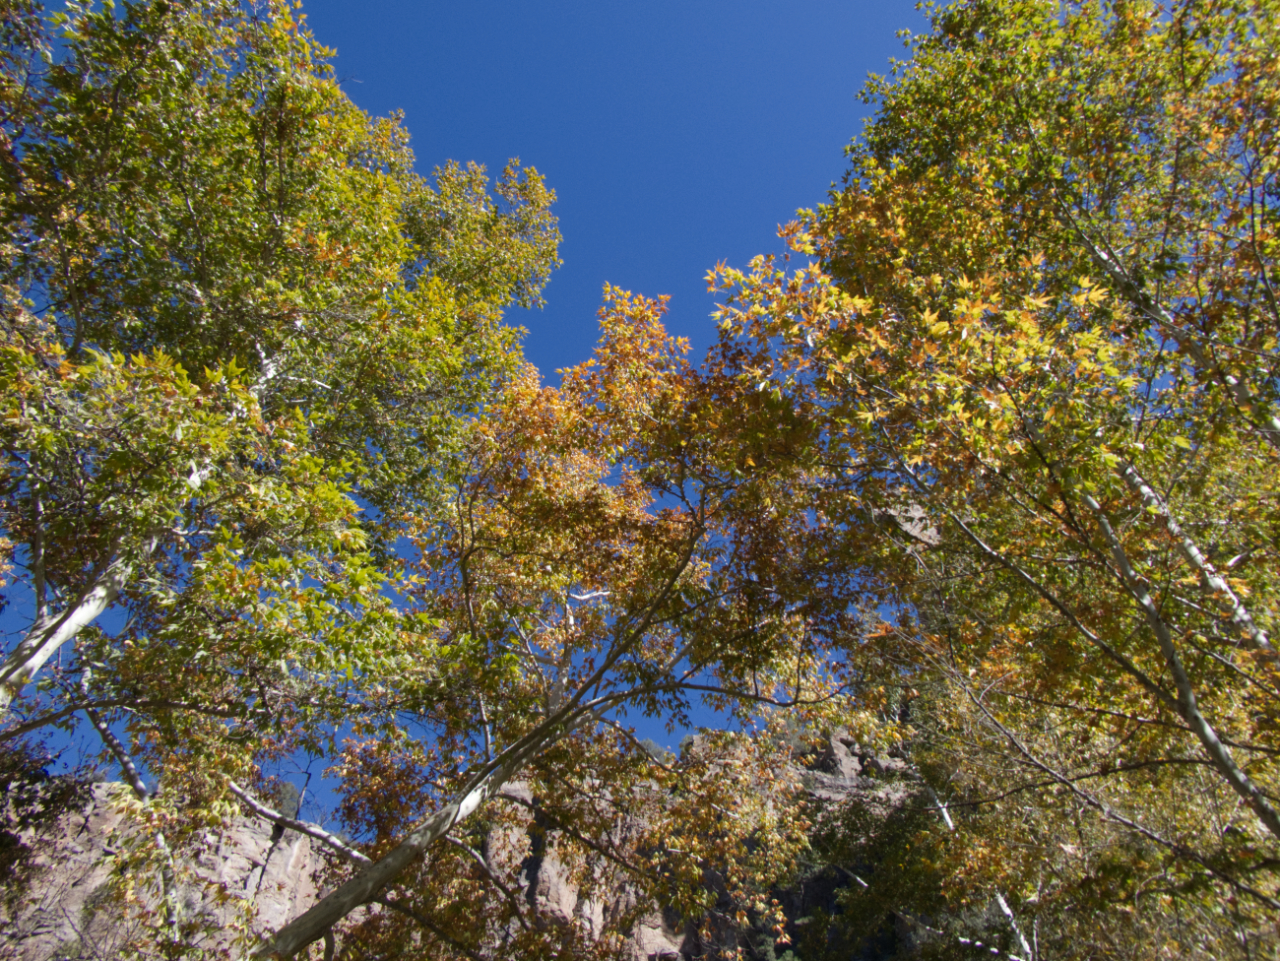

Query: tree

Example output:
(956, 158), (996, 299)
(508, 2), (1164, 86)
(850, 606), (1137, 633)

(0, 4), (842, 958)
(0, 0), (560, 716)
(267, 288), (832, 959)
(711, 0), (1280, 955)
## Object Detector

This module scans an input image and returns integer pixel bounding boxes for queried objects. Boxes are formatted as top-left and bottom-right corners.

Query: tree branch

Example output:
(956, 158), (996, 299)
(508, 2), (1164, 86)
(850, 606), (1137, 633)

(0, 551), (132, 715)
(2, 697), (256, 742)
(371, 897), (486, 961)
(252, 524), (705, 956)
(1119, 460), (1272, 652)
(443, 833), (530, 930)
(1082, 490), (1280, 840)
(227, 781), (371, 866)
(1056, 204), (1280, 450)
(964, 679), (1280, 911)
(80, 671), (180, 936)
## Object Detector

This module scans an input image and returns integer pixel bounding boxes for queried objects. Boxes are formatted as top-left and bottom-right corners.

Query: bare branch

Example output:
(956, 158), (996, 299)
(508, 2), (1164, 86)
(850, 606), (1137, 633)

(443, 834), (529, 930)
(227, 781), (370, 865)
(496, 790), (646, 877)
(80, 671), (180, 935)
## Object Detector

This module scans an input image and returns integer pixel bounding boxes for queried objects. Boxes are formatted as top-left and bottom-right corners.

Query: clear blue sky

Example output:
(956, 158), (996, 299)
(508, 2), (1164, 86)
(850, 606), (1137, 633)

(297, 0), (925, 379)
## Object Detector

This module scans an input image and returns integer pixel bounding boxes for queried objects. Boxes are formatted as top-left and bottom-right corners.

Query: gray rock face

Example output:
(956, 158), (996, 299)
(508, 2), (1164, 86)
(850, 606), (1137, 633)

(495, 733), (915, 961)
(517, 839), (691, 960)
(0, 783), (318, 960)
(1, 735), (910, 961)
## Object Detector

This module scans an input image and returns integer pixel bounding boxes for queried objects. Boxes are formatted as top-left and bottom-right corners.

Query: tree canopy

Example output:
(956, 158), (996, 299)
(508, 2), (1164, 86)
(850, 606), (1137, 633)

(0, 2), (833, 957)
(711, 0), (1280, 954)
(2, 0), (1279, 959)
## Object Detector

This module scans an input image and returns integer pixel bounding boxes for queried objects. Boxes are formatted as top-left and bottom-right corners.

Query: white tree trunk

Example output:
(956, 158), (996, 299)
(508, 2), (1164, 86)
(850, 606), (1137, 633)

(252, 748), (524, 958)
(1119, 462), (1272, 651)
(0, 560), (130, 715)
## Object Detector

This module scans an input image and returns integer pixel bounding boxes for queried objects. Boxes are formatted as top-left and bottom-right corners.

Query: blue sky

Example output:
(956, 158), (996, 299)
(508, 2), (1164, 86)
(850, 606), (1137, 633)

(297, 0), (925, 379)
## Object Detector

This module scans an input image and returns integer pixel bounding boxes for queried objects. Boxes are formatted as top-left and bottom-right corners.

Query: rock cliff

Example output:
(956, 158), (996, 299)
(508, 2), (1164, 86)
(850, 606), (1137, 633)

(1, 781), (319, 960)
(0, 734), (915, 961)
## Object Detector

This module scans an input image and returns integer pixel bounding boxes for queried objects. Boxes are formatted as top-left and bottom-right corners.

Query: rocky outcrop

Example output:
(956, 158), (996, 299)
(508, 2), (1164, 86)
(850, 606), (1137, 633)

(491, 733), (919, 960)
(0, 782), (318, 960)
(0, 734), (916, 961)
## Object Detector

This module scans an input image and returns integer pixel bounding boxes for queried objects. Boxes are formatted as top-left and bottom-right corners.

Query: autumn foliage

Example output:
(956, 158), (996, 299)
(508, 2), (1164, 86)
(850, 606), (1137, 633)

(709, 0), (1280, 955)
(1, 0), (1279, 959)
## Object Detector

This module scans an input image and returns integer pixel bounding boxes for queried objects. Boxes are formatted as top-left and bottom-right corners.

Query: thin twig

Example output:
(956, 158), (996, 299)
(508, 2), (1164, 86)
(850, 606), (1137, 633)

(371, 897), (486, 961)
(443, 834), (530, 930)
